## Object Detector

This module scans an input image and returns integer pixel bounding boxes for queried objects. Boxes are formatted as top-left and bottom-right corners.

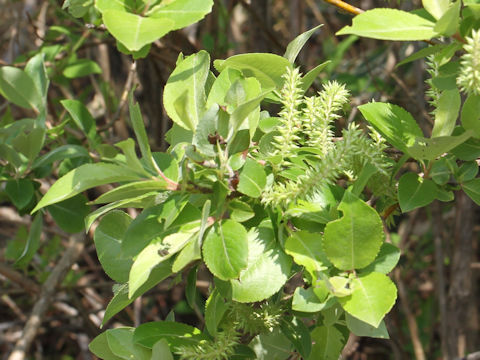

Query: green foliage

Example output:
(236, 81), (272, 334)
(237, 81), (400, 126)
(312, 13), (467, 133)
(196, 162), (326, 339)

(3, 0), (480, 357)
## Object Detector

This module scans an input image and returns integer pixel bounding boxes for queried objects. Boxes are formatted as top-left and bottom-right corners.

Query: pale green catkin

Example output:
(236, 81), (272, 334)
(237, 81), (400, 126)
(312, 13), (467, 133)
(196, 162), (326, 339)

(457, 30), (480, 95)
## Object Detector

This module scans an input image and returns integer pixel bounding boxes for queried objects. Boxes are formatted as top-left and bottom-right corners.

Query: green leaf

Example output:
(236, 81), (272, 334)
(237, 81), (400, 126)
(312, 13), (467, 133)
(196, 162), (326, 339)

(90, 180), (169, 205)
(309, 325), (345, 360)
(229, 200), (255, 222)
(251, 328), (293, 360)
(152, 339), (174, 360)
(285, 231), (330, 276)
(102, 260), (173, 325)
(103, 10), (174, 51)
(164, 51), (210, 131)
(451, 127), (480, 160)
(407, 131), (473, 160)
(11, 127), (46, 162)
(292, 287), (330, 313)
(359, 242), (400, 274)
(432, 88), (460, 137)
(346, 314), (389, 339)
(338, 272), (397, 327)
(129, 222), (199, 296)
(230, 222), (292, 302)
(206, 68), (242, 108)
(323, 191), (384, 270)
(229, 91), (269, 138)
(148, 0), (214, 31)
(85, 192), (158, 231)
(462, 178), (480, 205)
(25, 53), (49, 113)
(398, 173), (437, 212)
(397, 44), (446, 67)
(214, 53), (292, 90)
(106, 327), (151, 360)
(0, 66), (42, 111)
(129, 94), (158, 173)
(61, 99), (97, 142)
(300, 61), (330, 93)
(358, 102), (423, 155)
(205, 288), (229, 336)
(336, 9), (438, 40)
(115, 138), (149, 176)
(422, 0), (450, 19)
(434, 1), (460, 36)
(63, 59), (102, 78)
(456, 161), (478, 182)
(283, 25), (323, 64)
(32, 145), (89, 169)
(5, 179), (34, 210)
(237, 158), (267, 198)
(89, 332), (124, 360)
(280, 318), (311, 359)
(47, 194), (90, 233)
(15, 214), (42, 268)
(203, 220), (248, 280)
(94, 211), (133, 283)
(133, 321), (207, 349)
(461, 94), (480, 138)
(32, 163), (142, 212)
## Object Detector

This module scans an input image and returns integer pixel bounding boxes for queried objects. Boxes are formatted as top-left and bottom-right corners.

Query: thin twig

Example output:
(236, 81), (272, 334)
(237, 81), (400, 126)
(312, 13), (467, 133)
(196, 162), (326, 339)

(0, 262), (40, 295)
(323, 0), (364, 15)
(7, 233), (86, 360)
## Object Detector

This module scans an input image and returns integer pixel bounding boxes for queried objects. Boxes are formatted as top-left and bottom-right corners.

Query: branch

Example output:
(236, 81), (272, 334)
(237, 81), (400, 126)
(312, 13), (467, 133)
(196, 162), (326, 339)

(323, 0), (364, 16)
(7, 233), (86, 360)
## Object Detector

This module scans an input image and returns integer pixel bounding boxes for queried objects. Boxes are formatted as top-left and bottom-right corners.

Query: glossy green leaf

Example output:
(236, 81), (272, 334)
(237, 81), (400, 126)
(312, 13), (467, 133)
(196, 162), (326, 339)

(300, 61), (330, 93)
(11, 127), (45, 162)
(251, 328), (293, 360)
(338, 272), (397, 327)
(61, 99), (97, 142)
(285, 231), (330, 276)
(407, 131), (473, 160)
(103, 10), (174, 51)
(336, 9), (438, 40)
(309, 325), (345, 360)
(434, 1), (460, 36)
(25, 53), (49, 112)
(129, 222), (199, 296)
(229, 200), (255, 222)
(102, 260), (173, 325)
(358, 102), (423, 155)
(346, 314), (389, 339)
(359, 242), (401, 274)
(323, 191), (384, 270)
(280, 318), (311, 359)
(214, 53), (292, 90)
(292, 287), (329, 313)
(237, 158), (267, 198)
(397, 44), (446, 67)
(63, 59), (102, 78)
(205, 288), (229, 336)
(133, 321), (207, 349)
(32, 145), (89, 169)
(115, 138), (149, 176)
(461, 94), (480, 138)
(148, 0), (213, 31)
(422, 0), (450, 19)
(32, 163), (142, 212)
(85, 192), (158, 231)
(0, 66), (42, 111)
(129, 94), (158, 173)
(152, 339), (174, 360)
(284, 25), (322, 64)
(398, 173), (437, 212)
(456, 161), (478, 182)
(90, 180), (169, 204)
(15, 214), (42, 268)
(206, 68), (242, 108)
(94, 211), (133, 283)
(5, 179), (34, 209)
(164, 51), (210, 131)
(47, 194), (90, 233)
(462, 178), (480, 205)
(89, 332), (124, 360)
(203, 220), (248, 280)
(230, 222), (292, 302)
(432, 88), (460, 137)
(107, 327), (151, 360)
